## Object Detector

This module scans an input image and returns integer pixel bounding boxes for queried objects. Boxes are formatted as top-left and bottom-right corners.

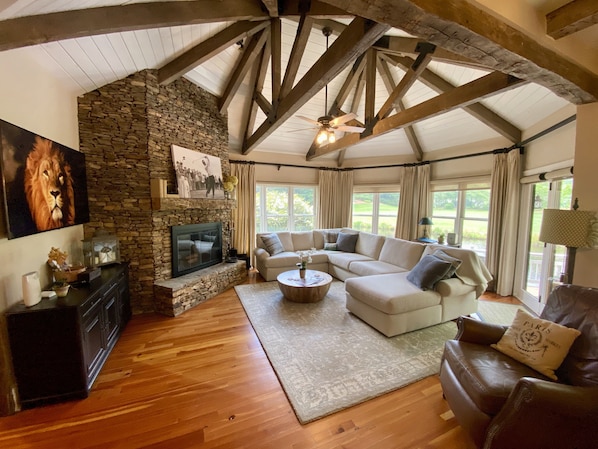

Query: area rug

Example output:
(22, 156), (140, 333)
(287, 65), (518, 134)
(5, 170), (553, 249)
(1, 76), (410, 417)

(234, 281), (523, 424)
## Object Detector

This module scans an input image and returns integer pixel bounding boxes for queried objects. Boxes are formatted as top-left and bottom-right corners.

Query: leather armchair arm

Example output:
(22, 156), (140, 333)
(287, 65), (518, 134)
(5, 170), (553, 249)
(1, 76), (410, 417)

(484, 377), (598, 449)
(454, 316), (507, 345)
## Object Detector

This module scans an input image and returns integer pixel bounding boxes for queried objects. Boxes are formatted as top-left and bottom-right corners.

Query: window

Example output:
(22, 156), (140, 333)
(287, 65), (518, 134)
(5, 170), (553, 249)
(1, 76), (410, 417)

(431, 179), (490, 258)
(256, 184), (316, 233)
(352, 189), (400, 237)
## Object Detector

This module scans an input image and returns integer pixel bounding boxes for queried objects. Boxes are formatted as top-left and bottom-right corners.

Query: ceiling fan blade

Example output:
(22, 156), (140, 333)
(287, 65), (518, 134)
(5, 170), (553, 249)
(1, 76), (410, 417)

(289, 127), (318, 133)
(330, 112), (357, 127)
(335, 125), (366, 133)
(296, 115), (322, 126)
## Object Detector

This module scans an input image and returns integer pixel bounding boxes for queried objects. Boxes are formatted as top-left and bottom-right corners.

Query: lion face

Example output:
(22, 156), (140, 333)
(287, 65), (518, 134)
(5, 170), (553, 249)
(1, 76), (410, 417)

(24, 137), (76, 231)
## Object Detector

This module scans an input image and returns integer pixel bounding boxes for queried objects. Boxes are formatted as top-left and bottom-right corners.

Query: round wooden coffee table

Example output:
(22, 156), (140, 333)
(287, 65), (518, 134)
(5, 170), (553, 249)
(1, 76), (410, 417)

(276, 269), (333, 303)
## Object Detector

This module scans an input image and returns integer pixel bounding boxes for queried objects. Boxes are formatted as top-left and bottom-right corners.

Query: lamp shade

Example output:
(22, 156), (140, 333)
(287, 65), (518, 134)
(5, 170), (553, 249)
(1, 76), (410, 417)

(539, 209), (596, 248)
(418, 217), (433, 226)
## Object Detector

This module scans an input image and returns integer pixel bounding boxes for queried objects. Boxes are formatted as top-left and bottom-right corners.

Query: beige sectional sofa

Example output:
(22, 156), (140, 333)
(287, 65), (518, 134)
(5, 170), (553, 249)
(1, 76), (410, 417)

(254, 229), (493, 337)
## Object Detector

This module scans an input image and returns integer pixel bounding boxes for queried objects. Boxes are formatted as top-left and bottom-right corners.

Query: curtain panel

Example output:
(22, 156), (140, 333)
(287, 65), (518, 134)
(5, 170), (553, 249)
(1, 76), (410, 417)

(231, 163), (256, 262)
(318, 170), (354, 228)
(487, 150), (521, 295)
(395, 164), (430, 240)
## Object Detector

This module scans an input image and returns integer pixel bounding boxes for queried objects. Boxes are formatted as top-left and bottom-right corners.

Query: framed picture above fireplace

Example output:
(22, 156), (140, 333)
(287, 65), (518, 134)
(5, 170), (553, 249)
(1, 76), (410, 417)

(171, 144), (224, 200)
(0, 119), (90, 239)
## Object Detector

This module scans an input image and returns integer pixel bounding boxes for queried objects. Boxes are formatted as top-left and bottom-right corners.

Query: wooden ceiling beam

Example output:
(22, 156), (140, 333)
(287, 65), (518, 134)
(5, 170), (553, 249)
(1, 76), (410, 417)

(219, 29), (269, 113)
(0, 0), (269, 51)
(158, 20), (269, 85)
(261, 0), (279, 17)
(376, 43), (434, 120)
(380, 53), (522, 143)
(364, 49), (377, 124)
(308, 71), (525, 160)
(279, 0), (351, 18)
(337, 71), (366, 166)
(281, 14), (314, 98)
(546, 0), (598, 39)
(377, 57), (423, 161)
(243, 17), (390, 154)
(270, 18), (282, 108)
(373, 35), (487, 70)
(319, 0), (598, 103)
(242, 37), (272, 144)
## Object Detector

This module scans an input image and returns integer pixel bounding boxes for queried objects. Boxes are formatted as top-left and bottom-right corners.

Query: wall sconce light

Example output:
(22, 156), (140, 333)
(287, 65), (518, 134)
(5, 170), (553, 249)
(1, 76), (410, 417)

(539, 198), (597, 283)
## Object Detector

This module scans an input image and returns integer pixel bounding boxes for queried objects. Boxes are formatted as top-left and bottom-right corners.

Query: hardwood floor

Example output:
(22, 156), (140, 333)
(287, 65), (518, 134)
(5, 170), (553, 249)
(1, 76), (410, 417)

(0, 271), (514, 449)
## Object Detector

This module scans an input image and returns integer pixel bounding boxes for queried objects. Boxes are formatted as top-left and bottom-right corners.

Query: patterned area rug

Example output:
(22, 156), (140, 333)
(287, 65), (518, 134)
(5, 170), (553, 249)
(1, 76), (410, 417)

(234, 281), (522, 424)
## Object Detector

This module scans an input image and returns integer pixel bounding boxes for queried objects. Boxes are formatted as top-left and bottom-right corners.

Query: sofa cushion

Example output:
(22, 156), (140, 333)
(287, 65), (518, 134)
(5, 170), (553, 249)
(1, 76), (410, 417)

(349, 260), (405, 276)
(291, 231), (315, 251)
(432, 249), (462, 278)
(257, 251), (301, 268)
(327, 252), (373, 271)
(324, 242), (337, 250)
(260, 233), (284, 255)
(337, 232), (358, 252)
(407, 254), (453, 290)
(355, 231), (386, 259)
(491, 309), (581, 381)
(435, 278), (476, 297)
(378, 237), (425, 270)
(345, 272), (441, 314)
(443, 340), (550, 415)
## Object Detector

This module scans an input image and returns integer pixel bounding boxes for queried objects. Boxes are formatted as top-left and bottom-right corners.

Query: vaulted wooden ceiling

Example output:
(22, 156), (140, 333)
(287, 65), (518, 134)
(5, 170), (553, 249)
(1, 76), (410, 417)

(1, 0), (596, 167)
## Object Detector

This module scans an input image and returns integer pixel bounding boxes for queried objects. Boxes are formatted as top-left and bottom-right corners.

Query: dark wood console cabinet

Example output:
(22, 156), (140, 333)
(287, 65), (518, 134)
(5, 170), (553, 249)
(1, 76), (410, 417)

(6, 264), (130, 409)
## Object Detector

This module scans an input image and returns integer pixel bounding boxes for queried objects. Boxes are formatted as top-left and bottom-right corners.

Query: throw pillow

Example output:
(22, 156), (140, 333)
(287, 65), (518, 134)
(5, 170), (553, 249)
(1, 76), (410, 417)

(261, 233), (284, 255)
(433, 250), (462, 279)
(325, 230), (339, 243)
(336, 232), (358, 252)
(491, 309), (581, 380)
(407, 254), (453, 290)
(324, 242), (338, 251)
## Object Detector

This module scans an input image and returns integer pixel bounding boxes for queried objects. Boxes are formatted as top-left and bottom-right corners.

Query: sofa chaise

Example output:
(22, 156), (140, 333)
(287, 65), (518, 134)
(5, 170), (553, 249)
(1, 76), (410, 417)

(255, 229), (493, 337)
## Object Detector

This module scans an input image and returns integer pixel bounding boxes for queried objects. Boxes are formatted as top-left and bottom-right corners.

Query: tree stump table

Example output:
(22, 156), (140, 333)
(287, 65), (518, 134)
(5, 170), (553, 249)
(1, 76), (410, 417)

(276, 270), (333, 303)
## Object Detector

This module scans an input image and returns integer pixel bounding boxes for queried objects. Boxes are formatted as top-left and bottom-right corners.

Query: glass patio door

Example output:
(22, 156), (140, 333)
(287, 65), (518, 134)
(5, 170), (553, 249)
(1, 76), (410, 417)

(519, 179), (572, 311)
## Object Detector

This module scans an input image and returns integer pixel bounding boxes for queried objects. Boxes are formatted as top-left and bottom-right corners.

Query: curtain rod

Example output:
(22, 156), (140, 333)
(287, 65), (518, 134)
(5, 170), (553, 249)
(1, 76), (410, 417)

(230, 114), (576, 172)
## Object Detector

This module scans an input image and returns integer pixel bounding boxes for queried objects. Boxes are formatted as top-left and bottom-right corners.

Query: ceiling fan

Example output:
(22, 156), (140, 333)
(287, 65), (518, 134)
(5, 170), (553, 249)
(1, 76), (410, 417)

(295, 27), (366, 145)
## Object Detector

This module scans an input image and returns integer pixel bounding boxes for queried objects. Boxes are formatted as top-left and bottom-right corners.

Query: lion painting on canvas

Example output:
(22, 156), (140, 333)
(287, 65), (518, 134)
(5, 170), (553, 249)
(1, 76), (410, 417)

(24, 136), (76, 231)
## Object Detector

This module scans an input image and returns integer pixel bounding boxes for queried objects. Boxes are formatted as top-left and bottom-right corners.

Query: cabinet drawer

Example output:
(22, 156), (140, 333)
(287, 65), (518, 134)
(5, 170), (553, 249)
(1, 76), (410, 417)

(80, 290), (104, 318)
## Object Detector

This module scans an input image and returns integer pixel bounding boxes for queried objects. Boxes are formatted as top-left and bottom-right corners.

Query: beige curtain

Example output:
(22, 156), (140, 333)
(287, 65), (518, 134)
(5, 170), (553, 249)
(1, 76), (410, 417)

(231, 163), (256, 263)
(486, 150), (521, 295)
(318, 169), (354, 228)
(395, 164), (430, 240)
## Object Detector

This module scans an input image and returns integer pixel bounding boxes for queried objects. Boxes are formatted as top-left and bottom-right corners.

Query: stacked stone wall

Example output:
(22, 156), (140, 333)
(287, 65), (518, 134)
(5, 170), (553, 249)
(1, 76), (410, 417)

(79, 70), (239, 315)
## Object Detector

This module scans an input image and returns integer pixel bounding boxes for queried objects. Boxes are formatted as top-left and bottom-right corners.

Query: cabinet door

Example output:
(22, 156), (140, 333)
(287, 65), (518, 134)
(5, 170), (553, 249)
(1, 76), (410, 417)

(103, 283), (120, 349)
(81, 302), (106, 384)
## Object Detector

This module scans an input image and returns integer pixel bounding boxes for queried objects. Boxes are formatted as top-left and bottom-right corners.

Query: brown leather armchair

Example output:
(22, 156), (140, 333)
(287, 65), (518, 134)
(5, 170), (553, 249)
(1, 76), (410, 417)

(439, 284), (598, 449)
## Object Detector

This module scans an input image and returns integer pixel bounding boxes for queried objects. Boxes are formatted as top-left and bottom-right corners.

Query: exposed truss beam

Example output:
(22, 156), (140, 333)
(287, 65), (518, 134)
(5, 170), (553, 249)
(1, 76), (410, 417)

(319, 0), (598, 103)
(243, 17), (390, 154)
(270, 18), (282, 108)
(281, 14), (314, 98)
(0, 0), (270, 51)
(377, 57), (423, 161)
(158, 20), (269, 85)
(219, 29), (269, 113)
(546, 0), (598, 39)
(242, 36), (272, 143)
(308, 71), (525, 160)
(380, 53), (522, 143)
(337, 71), (366, 166)
(373, 35), (487, 70)
(261, 0), (279, 17)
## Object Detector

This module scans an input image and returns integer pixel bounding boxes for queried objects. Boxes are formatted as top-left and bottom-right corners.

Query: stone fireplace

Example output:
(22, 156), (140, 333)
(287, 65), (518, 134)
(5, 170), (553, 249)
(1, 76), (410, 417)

(78, 70), (246, 316)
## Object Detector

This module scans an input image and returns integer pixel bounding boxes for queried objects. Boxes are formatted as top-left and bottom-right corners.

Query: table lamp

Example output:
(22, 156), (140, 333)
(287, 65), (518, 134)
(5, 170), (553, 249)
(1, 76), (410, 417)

(539, 199), (597, 284)
(418, 217), (433, 240)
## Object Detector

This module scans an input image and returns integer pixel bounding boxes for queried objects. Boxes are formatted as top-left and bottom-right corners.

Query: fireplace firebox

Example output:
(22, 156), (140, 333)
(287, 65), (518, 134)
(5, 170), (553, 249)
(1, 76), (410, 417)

(171, 223), (222, 277)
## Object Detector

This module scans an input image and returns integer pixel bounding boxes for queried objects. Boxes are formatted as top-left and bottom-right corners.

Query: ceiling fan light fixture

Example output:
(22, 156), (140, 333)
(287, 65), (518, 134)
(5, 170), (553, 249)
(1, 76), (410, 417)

(317, 130), (328, 144)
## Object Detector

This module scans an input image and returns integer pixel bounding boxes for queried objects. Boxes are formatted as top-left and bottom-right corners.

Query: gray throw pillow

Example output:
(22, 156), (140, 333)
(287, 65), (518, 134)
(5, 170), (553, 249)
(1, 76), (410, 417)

(336, 232), (358, 252)
(433, 249), (462, 279)
(325, 230), (339, 243)
(261, 233), (284, 255)
(407, 254), (453, 290)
